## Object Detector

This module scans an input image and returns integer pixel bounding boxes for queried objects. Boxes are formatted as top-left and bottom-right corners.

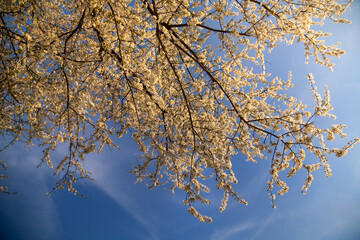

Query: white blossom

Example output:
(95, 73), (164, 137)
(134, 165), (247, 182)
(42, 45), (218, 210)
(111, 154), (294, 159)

(0, 0), (357, 222)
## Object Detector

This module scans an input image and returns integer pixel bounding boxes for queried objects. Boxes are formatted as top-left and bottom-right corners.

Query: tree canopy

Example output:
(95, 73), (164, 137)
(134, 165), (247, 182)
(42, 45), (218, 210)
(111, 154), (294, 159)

(0, 0), (358, 222)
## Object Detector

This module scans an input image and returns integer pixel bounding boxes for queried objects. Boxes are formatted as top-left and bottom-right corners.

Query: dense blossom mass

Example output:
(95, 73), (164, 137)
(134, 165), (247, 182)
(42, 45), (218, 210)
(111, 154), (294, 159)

(0, 0), (358, 222)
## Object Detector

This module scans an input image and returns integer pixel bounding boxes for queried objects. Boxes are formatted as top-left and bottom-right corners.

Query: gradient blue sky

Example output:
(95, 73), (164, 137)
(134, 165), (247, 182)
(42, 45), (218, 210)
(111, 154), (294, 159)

(1, 2), (360, 240)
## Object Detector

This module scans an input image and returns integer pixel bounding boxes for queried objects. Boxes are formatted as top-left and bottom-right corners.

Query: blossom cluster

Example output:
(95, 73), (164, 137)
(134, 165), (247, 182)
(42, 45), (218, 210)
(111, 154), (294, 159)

(0, 0), (357, 221)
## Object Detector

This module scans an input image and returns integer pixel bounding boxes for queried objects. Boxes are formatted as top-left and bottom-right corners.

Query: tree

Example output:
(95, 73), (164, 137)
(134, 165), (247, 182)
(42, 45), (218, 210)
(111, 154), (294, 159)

(0, 0), (358, 222)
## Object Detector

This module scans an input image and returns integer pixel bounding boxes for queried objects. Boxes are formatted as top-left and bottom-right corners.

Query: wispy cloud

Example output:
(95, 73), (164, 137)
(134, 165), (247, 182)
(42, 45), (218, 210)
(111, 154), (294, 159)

(210, 221), (254, 240)
(250, 211), (283, 240)
(0, 149), (59, 240)
(209, 210), (283, 240)
(83, 152), (160, 240)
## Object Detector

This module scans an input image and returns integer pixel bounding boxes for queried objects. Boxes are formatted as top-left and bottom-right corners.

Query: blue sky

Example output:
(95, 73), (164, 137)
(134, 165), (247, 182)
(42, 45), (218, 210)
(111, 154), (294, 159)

(1, 2), (360, 240)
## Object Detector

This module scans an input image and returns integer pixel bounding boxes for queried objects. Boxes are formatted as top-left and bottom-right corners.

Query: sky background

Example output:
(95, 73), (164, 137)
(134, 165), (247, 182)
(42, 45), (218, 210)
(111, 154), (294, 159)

(1, 2), (360, 240)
